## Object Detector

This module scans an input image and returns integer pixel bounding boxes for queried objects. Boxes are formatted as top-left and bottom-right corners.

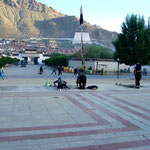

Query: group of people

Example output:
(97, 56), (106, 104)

(53, 69), (87, 90)
(51, 66), (62, 75)
(40, 65), (87, 90)
(39, 65), (62, 76)
(41, 61), (143, 89)
(53, 62), (143, 90)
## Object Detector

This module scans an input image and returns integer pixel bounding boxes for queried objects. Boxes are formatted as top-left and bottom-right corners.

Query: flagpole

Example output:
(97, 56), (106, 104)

(80, 6), (85, 66)
(81, 25), (85, 65)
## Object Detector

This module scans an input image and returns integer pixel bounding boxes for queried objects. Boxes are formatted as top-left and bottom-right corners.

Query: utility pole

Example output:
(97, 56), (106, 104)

(80, 6), (85, 66)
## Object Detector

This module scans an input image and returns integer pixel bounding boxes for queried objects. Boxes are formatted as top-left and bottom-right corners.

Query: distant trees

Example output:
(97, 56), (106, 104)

(43, 45), (113, 66)
(73, 44), (113, 59)
(0, 57), (20, 67)
(43, 54), (70, 66)
(113, 14), (150, 65)
(44, 45), (114, 67)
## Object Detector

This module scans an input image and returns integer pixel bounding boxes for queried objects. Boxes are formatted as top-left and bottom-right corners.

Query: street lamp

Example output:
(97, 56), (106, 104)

(117, 58), (120, 79)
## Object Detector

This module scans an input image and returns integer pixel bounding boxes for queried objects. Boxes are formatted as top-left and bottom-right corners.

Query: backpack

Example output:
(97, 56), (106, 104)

(87, 85), (98, 90)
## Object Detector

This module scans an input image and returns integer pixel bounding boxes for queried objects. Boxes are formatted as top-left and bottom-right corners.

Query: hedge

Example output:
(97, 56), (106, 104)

(43, 54), (70, 67)
(0, 57), (20, 67)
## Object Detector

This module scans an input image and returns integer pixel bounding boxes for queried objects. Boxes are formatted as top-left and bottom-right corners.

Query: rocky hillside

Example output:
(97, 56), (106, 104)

(0, 0), (118, 48)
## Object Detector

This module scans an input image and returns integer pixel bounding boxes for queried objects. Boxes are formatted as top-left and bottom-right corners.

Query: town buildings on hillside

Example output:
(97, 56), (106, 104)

(0, 38), (79, 57)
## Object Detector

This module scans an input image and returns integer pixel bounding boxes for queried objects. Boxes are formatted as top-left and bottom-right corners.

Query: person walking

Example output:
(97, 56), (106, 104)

(134, 62), (142, 88)
(74, 68), (77, 75)
(0, 67), (4, 79)
(1, 67), (4, 74)
(39, 65), (43, 74)
(51, 67), (56, 75)
(143, 68), (147, 76)
(58, 66), (62, 75)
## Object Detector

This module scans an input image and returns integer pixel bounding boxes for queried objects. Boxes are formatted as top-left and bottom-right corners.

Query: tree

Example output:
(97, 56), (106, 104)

(43, 54), (70, 66)
(113, 14), (150, 65)
(73, 44), (113, 59)
(0, 57), (20, 67)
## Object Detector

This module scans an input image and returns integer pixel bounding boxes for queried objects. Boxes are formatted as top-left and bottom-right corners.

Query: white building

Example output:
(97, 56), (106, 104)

(72, 32), (92, 44)
(11, 49), (49, 65)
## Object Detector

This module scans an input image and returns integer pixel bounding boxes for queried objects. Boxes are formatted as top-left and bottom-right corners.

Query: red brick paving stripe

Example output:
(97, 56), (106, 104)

(76, 94), (141, 130)
(58, 139), (150, 150)
(1, 89), (150, 97)
(0, 93), (109, 133)
(93, 93), (150, 122)
(0, 122), (100, 133)
(0, 127), (131, 142)
(65, 95), (110, 125)
(109, 100), (150, 121)
(0, 93), (141, 142)
(104, 94), (150, 113)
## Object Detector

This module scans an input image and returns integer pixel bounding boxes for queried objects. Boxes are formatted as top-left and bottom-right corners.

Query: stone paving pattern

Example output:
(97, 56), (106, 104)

(0, 65), (150, 150)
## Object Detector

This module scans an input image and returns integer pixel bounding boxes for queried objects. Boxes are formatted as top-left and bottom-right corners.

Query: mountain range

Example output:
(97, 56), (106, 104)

(0, 0), (118, 48)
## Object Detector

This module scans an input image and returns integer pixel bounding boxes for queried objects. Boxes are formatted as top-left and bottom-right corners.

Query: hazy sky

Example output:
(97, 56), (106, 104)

(37, 0), (150, 33)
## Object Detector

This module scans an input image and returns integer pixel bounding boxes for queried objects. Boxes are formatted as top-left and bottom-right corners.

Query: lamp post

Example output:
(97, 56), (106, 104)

(117, 58), (120, 79)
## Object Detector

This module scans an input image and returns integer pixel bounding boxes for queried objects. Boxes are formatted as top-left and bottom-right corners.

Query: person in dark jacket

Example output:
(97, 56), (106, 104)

(51, 68), (56, 75)
(39, 65), (43, 74)
(74, 68), (77, 75)
(53, 77), (68, 89)
(134, 62), (142, 88)
(58, 66), (62, 75)
(76, 71), (87, 89)
(79, 74), (87, 89)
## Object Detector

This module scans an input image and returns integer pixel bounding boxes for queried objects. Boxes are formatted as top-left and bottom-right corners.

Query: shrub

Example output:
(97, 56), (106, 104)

(0, 57), (20, 67)
(44, 54), (70, 67)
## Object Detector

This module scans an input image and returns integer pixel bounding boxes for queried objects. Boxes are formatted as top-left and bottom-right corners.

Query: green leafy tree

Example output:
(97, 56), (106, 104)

(43, 54), (70, 66)
(73, 44), (113, 59)
(0, 57), (20, 67)
(44, 45), (114, 67)
(113, 14), (150, 65)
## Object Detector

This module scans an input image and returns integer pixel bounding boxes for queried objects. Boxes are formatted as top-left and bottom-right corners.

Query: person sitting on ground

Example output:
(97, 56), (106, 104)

(53, 77), (68, 89)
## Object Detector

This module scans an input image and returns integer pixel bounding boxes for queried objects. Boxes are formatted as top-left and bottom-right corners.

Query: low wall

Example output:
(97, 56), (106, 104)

(68, 59), (134, 72)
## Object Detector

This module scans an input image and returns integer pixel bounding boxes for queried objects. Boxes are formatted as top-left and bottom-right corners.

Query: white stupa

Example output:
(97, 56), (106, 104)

(72, 32), (92, 44)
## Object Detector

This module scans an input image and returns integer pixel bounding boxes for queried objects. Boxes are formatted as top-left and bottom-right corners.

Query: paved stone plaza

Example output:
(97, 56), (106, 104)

(0, 65), (150, 150)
